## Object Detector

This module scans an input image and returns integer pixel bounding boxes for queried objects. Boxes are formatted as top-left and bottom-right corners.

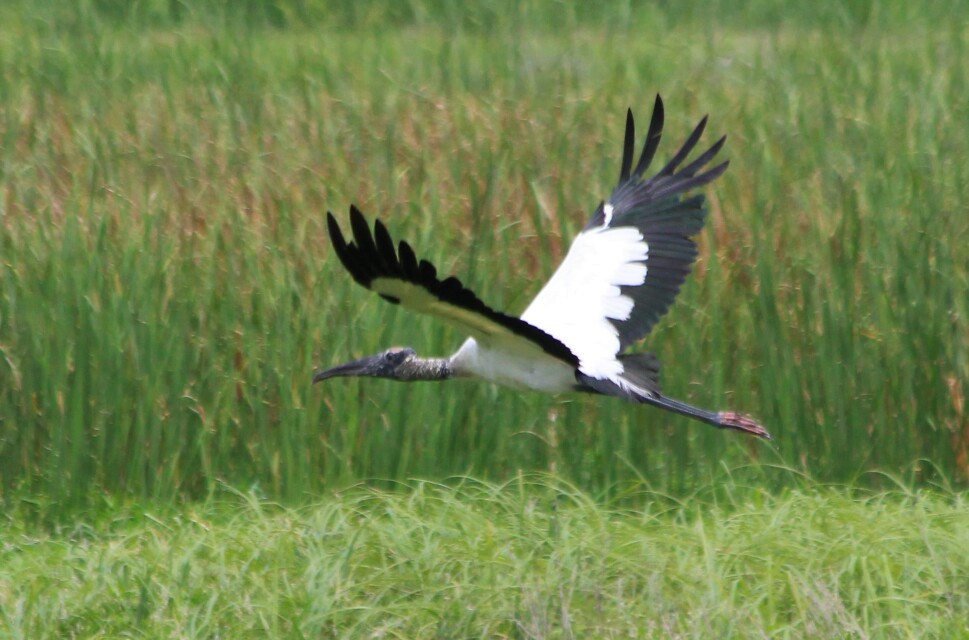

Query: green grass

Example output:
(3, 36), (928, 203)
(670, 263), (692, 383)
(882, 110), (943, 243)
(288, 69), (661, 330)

(2, 476), (967, 638)
(1, 1), (968, 513)
(3, 4), (968, 636)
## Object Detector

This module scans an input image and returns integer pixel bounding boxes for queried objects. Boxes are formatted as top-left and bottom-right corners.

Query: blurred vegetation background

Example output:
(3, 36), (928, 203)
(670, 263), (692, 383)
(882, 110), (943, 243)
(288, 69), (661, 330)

(1, 0), (967, 519)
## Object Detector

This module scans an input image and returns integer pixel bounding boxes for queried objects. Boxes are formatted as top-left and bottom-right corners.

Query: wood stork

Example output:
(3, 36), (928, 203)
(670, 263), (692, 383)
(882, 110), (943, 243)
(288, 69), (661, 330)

(316, 96), (770, 439)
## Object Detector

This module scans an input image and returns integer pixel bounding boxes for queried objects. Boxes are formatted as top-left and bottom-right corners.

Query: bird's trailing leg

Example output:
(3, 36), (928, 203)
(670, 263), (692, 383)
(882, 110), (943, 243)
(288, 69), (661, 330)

(715, 411), (771, 438)
(640, 393), (771, 439)
(576, 369), (771, 439)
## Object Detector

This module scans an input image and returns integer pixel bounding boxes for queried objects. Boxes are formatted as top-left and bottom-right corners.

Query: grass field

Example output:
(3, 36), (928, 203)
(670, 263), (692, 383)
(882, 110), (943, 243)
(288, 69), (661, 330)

(3, 476), (968, 638)
(1, 1), (968, 636)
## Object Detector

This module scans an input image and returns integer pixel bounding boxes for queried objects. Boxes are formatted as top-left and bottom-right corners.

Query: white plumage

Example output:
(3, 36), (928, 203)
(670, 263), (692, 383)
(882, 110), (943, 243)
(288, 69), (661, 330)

(450, 338), (575, 393)
(522, 225), (648, 380)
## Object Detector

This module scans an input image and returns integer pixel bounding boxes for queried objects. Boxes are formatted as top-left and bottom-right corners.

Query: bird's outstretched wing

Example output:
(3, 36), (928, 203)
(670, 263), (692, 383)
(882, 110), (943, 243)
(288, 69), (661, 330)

(326, 206), (579, 366)
(521, 95), (727, 379)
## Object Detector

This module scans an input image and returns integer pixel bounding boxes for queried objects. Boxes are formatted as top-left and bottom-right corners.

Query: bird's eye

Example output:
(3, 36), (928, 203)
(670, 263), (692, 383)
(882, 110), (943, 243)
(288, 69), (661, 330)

(385, 349), (411, 364)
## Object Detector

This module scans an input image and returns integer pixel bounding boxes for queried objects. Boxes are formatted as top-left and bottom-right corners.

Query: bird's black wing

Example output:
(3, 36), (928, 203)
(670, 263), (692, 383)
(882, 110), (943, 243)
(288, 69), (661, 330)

(326, 206), (579, 367)
(587, 94), (728, 351)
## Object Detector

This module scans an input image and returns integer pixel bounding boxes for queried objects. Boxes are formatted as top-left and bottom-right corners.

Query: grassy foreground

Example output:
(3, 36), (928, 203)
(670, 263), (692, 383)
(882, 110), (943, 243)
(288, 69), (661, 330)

(1, 477), (967, 639)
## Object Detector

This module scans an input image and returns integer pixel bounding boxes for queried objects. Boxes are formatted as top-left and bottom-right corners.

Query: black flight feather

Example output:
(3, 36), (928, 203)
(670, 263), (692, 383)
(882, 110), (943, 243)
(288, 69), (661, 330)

(631, 94), (664, 181)
(618, 109), (636, 184)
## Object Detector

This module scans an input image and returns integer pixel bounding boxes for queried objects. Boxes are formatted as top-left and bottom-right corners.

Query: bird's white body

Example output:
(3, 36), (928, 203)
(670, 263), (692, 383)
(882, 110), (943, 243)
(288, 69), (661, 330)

(448, 221), (652, 393)
(450, 337), (577, 393)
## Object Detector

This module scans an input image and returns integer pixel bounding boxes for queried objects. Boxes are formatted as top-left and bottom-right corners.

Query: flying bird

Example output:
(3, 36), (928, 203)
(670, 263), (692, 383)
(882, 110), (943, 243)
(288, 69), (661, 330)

(316, 96), (770, 439)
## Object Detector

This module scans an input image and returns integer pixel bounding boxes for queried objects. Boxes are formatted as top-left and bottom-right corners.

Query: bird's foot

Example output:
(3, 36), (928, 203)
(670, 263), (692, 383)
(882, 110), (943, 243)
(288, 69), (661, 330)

(717, 412), (772, 440)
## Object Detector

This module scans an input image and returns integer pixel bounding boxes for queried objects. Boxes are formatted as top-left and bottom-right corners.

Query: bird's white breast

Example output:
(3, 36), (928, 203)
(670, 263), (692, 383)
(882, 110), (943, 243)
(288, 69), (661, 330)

(449, 338), (578, 394)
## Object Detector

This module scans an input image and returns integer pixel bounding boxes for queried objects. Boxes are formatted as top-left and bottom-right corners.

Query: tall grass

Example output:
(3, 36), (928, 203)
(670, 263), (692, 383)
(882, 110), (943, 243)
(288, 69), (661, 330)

(2, 476), (967, 638)
(0, 1), (967, 513)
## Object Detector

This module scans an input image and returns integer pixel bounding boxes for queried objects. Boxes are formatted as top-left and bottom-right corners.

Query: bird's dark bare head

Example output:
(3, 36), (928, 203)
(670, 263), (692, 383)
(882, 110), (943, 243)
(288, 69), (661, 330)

(314, 347), (418, 383)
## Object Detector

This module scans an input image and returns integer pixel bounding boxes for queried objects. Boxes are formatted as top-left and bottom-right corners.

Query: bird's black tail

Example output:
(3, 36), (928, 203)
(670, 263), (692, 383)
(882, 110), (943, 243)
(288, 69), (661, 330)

(576, 353), (771, 439)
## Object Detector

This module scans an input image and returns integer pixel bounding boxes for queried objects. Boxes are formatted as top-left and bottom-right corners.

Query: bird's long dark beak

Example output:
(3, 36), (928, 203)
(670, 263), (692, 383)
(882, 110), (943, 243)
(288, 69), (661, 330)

(313, 356), (379, 383)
